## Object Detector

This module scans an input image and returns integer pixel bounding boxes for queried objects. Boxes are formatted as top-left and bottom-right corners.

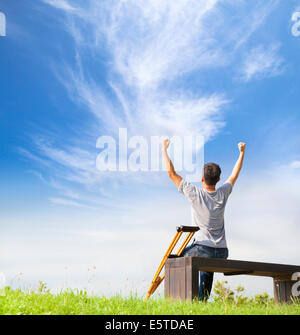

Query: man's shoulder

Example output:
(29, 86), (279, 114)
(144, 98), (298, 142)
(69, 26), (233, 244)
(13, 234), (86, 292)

(218, 181), (233, 189)
(217, 181), (233, 196)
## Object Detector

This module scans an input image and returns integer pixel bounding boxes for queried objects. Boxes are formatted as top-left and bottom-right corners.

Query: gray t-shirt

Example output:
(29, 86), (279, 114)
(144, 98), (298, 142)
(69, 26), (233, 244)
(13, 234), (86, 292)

(178, 180), (233, 248)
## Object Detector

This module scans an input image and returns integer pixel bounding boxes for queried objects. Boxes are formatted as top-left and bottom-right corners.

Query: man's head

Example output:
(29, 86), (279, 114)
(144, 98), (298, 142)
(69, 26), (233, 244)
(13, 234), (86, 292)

(202, 163), (221, 187)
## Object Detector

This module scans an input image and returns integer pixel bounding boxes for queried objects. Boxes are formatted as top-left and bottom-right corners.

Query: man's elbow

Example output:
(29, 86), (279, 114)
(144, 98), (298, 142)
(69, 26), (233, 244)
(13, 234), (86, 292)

(168, 170), (175, 178)
(167, 171), (182, 188)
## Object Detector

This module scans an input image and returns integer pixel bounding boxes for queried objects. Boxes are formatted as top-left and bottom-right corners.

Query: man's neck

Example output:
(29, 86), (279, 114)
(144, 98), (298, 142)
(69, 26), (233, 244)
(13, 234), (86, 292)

(203, 185), (216, 192)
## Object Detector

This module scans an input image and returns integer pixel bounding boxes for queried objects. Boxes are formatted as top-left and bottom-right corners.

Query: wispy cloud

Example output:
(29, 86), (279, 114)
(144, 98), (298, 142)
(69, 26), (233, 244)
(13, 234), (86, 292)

(49, 197), (99, 210)
(228, 0), (279, 51)
(42, 0), (76, 11)
(104, 0), (222, 90)
(40, 0), (280, 135)
(22, 0), (281, 206)
(290, 161), (300, 169)
(50, 0), (231, 137)
(240, 43), (285, 82)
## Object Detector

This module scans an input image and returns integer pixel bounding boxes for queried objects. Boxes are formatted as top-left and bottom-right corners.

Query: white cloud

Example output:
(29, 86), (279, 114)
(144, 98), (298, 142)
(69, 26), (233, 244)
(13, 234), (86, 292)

(40, 0), (281, 138)
(229, 0), (279, 50)
(240, 43), (285, 82)
(51, 0), (231, 137)
(104, 0), (221, 90)
(290, 161), (300, 169)
(42, 0), (76, 12)
(26, 0), (280, 196)
(49, 197), (99, 210)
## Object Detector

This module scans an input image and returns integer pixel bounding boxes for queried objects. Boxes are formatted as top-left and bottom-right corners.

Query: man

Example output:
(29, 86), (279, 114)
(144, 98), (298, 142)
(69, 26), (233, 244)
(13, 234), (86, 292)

(162, 139), (246, 301)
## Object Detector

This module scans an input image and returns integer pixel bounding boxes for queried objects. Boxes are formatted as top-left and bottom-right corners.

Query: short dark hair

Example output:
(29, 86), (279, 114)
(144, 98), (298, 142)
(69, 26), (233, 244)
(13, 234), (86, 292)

(203, 163), (221, 186)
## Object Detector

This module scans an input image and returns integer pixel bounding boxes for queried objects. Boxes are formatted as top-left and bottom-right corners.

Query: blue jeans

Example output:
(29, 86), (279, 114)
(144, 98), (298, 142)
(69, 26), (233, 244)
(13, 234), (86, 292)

(182, 243), (229, 301)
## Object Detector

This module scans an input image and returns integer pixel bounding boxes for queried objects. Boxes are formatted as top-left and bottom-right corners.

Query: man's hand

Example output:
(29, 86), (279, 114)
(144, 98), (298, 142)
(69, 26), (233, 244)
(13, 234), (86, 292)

(227, 142), (246, 187)
(238, 142), (246, 153)
(162, 138), (170, 151)
(161, 138), (182, 187)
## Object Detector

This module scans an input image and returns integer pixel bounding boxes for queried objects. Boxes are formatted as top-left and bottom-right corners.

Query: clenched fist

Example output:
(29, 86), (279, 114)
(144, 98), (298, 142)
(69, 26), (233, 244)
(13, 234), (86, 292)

(238, 142), (246, 153)
(162, 138), (170, 150)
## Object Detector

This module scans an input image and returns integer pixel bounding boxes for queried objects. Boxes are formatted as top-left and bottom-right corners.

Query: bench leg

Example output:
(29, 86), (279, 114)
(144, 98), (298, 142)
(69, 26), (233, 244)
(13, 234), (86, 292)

(273, 279), (297, 304)
(186, 261), (200, 301)
(165, 258), (198, 301)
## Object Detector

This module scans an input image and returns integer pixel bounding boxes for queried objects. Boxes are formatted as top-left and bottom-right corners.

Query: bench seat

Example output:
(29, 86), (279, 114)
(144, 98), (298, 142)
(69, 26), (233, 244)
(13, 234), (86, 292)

(164, 256), (300, 303)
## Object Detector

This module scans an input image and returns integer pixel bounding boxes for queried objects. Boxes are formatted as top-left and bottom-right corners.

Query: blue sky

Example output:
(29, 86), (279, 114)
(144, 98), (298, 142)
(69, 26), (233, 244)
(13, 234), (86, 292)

(1, 0), (300, 297)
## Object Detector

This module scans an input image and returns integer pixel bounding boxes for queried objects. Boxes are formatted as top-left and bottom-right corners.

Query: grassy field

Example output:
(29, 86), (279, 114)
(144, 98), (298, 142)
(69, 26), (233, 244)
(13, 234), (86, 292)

(1, 282), (300, 315)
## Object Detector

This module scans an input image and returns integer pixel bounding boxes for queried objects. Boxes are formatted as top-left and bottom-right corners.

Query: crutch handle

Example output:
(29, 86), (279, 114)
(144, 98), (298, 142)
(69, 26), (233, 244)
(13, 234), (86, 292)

(176, 225), (200, 233)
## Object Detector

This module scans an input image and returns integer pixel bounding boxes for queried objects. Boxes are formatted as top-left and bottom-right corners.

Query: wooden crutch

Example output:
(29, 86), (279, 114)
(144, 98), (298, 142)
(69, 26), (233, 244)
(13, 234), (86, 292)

(144, 225), (199, 301)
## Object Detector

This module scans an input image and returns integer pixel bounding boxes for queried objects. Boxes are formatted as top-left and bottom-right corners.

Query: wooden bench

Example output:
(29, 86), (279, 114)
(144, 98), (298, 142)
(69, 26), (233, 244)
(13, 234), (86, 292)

(165, 252), (300, 303)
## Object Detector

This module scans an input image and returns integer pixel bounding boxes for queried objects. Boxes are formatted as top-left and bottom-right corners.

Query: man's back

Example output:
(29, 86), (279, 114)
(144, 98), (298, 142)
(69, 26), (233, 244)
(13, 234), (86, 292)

(178, 180), (233, 248)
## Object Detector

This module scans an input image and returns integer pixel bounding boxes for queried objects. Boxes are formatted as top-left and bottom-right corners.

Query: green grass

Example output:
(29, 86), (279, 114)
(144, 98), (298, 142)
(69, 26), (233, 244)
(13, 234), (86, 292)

(1, 286), (300, 315)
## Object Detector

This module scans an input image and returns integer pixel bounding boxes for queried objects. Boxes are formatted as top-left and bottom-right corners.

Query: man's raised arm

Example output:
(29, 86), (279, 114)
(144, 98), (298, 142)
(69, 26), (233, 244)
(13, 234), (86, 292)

(162, 138), (183, 187)
(227, 142), (246, 187)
